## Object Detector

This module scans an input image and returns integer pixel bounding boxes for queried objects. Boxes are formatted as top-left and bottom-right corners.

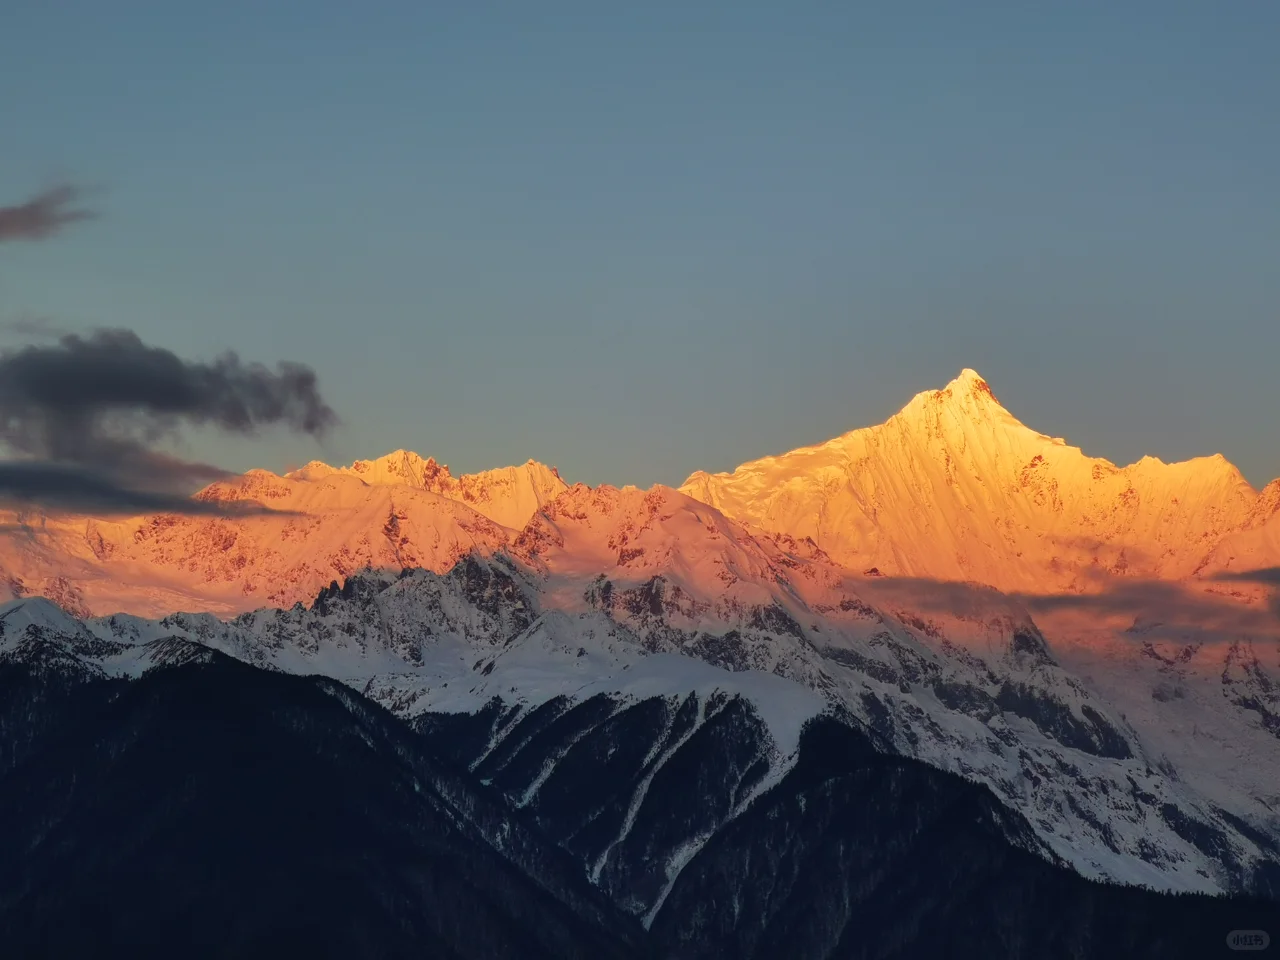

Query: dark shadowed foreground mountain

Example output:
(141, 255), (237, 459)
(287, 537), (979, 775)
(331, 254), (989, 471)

(0, 654), (646, 960)
(0, 654), (1272, 959)
(649, 718), (1277, 959)
(419, 696), (1278, 959)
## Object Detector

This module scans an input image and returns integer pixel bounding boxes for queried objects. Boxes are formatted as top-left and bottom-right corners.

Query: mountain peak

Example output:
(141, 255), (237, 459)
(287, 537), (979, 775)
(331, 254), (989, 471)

(952, 367), (989, 388)
(890, 367), (1018, 436)
(947, 367), (1001, 404)
(0, 595), (89, 639)
(343, 450), (453, 487)
(935, 367), (1001, 406)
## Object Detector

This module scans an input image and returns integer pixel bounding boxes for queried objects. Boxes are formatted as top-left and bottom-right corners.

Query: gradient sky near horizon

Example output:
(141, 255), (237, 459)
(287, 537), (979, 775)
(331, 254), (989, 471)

(2, 2), (1277, 488)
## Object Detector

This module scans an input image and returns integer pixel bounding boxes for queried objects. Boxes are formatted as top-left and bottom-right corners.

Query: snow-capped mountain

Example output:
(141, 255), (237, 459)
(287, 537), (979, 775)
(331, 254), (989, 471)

(680, 368), (1276, 591)
(1, 369), (1278, 913)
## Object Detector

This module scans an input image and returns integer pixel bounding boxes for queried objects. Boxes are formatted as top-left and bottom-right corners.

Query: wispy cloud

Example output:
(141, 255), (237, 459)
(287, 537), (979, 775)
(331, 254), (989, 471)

(0, 461), (292, 517)
(1210, 567), (1280, 585)
(0, 185), (95, 243)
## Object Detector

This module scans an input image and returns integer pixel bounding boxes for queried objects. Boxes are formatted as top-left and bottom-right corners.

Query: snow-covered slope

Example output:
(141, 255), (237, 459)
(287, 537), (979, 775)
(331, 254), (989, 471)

(0, 451), (565, 618)
(1197, 478), (1280, 578)
(680, 369), (1267, 592)
(0, 468), (512, 616)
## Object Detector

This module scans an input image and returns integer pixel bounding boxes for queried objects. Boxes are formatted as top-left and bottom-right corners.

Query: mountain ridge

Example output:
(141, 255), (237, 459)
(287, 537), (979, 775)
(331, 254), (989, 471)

(282, 449), (569, 529)
(3, 366), (1278, 617)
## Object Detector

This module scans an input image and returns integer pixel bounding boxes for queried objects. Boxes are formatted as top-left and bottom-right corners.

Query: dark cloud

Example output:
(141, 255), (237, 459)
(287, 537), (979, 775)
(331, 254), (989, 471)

(0, 461), (291, 517)
(0, 185), (95, 242)
(0, 327), (337, 442)
(0, 328), (338, 515)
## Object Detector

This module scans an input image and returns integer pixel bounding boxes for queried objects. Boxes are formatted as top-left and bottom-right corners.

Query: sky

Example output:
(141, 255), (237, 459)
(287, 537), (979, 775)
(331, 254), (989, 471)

(2, 1), (1277, 488)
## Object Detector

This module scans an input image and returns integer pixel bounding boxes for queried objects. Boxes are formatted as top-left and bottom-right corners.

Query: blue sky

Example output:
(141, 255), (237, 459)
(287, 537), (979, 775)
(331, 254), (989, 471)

(2, 1), (1277, 487)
